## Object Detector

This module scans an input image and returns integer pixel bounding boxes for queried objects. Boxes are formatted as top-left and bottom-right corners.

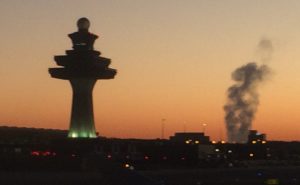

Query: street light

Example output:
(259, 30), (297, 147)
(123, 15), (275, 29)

(202, 123), (207, 134)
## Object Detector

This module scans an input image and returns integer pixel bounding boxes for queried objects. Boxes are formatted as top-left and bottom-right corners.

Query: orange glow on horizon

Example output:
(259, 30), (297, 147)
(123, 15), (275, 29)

(1, 1), (300, 141)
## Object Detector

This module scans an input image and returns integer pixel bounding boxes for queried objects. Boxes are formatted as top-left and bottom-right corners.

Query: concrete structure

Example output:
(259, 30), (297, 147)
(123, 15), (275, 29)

(49, 18), (117, 138)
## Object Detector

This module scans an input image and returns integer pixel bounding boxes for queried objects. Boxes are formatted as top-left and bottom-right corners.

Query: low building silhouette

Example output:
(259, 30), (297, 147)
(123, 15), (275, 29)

(170, 132), (210, 144)
(248, 130), (267, 144)
(0, 126), (67, 144)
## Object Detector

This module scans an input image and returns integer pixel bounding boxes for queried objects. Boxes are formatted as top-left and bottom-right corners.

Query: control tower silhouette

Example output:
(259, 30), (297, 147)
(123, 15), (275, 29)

(49, 18), (117, 138)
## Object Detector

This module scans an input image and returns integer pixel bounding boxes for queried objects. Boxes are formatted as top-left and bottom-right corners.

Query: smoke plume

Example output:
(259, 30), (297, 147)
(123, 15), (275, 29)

(224, 38), (273, 143)
(257, 38), (273, 63)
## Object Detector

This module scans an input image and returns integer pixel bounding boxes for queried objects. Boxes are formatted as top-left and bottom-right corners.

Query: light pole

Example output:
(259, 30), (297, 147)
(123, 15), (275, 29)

(161, 118), (166, 139)
(202, 123), (207, 134)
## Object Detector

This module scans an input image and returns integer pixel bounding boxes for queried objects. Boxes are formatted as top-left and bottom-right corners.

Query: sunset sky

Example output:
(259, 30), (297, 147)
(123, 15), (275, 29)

(1, 0), (300, 141)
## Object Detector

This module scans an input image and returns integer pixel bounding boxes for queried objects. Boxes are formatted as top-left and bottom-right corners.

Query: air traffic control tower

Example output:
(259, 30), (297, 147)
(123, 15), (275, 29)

(49, 18), (117, 138)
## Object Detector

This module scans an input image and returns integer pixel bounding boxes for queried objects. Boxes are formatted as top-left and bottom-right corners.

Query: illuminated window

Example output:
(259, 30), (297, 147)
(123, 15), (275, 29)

(71, 133), (78, 138)
(265, 179), (279, 185)
(125, 163), (130, 168)
(43, 151), (51, 156)
(31, 151), (40, 156)
(129, 166), (135, 170)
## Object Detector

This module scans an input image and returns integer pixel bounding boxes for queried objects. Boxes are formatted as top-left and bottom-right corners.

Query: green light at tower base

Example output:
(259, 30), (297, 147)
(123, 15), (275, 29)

(69, 131), (96, 138)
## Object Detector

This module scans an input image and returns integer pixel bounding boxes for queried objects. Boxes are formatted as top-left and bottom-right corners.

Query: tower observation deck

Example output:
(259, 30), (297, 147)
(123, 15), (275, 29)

(49, 18), (117, 138)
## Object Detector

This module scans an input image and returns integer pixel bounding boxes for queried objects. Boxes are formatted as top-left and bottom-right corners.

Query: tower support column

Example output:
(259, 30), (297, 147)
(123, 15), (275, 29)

(68, 78), (97, 138)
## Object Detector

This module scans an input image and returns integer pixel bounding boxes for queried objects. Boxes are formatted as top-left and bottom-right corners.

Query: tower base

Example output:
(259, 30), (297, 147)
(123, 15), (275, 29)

(68, 78), (97, 138)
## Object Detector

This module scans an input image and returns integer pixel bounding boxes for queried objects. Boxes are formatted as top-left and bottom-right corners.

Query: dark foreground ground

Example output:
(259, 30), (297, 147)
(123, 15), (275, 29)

(0, 166), (299, 185)
(142, 166), (300, 185)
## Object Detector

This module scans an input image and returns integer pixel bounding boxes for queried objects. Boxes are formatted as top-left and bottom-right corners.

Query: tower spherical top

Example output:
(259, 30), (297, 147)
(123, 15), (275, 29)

(77, 17), (90, 30)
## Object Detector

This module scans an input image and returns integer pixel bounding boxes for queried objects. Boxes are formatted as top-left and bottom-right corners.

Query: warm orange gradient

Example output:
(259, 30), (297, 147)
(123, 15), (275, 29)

(1, 1), (300, 141)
